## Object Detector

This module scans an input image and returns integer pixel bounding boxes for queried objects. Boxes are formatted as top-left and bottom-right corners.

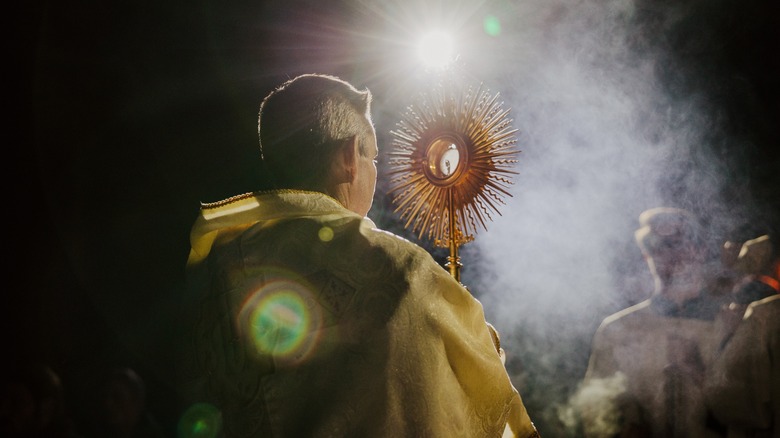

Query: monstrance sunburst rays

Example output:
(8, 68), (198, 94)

(387, 81), (519, 281)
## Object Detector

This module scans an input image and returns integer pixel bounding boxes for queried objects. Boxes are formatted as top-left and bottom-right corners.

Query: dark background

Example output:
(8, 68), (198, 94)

(8, 0), (779, 436)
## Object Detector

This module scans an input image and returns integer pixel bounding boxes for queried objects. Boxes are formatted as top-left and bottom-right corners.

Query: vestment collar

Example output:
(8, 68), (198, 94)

(188, 190), (373, 264)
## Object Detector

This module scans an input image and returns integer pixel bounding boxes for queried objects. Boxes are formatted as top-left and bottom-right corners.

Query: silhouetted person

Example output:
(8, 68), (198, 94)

(705, 294), (779, 438)
(714, 230), (780, 350)
(0, 362), (80, 438)
(704, 230), (779, 438)
(579, 207), (724, 437)
(85, 367), (165, 438)
(729, 232), (779, 305)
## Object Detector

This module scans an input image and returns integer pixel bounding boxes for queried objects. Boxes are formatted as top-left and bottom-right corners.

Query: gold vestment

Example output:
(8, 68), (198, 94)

(180, 190), (537, 437)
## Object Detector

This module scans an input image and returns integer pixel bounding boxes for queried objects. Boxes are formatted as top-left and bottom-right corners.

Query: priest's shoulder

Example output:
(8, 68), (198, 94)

(360, 220), (440, 266)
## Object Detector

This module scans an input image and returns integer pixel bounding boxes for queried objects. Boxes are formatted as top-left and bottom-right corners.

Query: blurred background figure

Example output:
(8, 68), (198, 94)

(83, 367), (166, 438)
(728, 232), (779, 306)
(705, 293), (780, 438)
(703, 224), (779, 437)
(715, 227), (780, 348)
(0, 361), (80, 438)
(577, 207), (724, 437)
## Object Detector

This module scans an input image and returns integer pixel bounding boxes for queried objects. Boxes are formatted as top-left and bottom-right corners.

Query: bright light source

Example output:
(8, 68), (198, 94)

(417, 30), (455, 69)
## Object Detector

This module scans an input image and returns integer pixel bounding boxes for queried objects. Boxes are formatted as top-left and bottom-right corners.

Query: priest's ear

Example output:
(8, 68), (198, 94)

(331, 136), (359, 183)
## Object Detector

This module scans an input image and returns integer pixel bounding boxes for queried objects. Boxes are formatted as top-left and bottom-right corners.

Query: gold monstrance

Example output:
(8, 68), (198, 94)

(388, 81), (519, 283)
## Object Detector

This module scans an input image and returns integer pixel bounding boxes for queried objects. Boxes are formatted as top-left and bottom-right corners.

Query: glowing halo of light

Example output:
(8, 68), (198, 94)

(178, 402), (222, 438)
(417, 30), (455, 69)
(387, 81), (520, 247)
(237, 277), (323, 366)
(250, 291), (309, 355)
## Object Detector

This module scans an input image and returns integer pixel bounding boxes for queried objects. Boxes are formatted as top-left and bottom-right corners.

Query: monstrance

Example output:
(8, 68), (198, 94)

(387, 80), (519, 283)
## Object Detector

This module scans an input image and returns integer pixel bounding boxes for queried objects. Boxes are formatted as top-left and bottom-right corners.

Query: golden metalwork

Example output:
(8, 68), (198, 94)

(388, 81), (519, 282)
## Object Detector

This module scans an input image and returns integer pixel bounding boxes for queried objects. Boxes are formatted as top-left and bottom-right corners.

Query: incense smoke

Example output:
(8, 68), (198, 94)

(441, 0), (770, 435)
(346, 0), (773, 434)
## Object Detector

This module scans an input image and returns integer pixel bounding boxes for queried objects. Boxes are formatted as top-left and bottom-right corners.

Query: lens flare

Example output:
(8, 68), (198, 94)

(239, 278), (323, 365)
(318, 226), (334, 242)
(250, 291), (308, 354)
(178, 403), (221, 438)
(483, 15), (502, 37)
